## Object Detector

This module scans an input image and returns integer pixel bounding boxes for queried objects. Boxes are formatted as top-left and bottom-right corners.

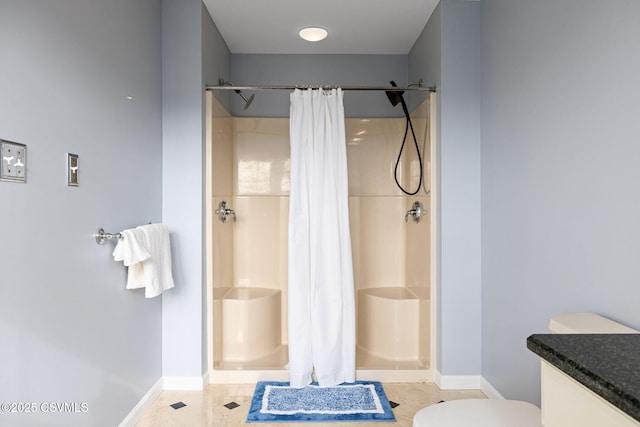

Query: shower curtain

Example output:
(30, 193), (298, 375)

(288, 88), (356, 388)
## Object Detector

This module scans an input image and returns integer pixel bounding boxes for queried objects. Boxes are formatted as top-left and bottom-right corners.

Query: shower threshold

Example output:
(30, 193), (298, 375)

(211, 344), (431, 384)
(357, 346), (429, 370)
(215, 346), (428, 371)
(214, 345), (288, 371)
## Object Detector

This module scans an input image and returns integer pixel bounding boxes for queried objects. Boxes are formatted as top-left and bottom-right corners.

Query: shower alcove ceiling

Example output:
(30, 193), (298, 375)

(206, 91), (436, 382)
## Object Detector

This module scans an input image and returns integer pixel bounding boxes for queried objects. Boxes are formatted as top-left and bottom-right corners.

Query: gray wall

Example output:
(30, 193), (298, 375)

(409, 0), (482, 377)
(229, 54), (408, 117)
(481, 0), (640, 403)
(0, 1), (163, 426)
(162, 0), (230, 378)
(439, 0), (481, 377)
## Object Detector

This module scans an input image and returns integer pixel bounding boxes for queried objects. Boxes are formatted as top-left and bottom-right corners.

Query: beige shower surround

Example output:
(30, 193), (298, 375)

(210, 96), (431, 370)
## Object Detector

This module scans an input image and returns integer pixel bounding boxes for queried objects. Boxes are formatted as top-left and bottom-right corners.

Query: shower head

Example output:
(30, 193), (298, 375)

(235, 90), (255, 111)
(218, 78), (255, 111)
(385, 81), (405, 107)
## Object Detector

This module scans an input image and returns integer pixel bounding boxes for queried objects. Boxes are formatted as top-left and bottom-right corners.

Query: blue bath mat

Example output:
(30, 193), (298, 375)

(246, 380), (396, 423)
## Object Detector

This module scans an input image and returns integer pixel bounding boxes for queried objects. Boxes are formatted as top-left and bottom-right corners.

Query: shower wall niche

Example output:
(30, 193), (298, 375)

(209, 93), (432, 373)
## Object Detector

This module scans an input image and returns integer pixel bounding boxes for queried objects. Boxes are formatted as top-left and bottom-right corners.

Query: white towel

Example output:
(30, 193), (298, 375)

(113, 229), (151, 290)
(112, 224), (175, 298)
(112, 228), (151, 266)
(136, 224), (175, 298)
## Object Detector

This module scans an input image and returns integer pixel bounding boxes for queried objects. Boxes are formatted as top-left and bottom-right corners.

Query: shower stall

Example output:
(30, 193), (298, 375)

(206, 87), (436, 382)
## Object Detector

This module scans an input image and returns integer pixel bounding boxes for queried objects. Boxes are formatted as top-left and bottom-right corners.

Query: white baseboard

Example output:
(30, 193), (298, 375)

(480, 376), (505, 400)
(120, 373), (212, 425)
(202, 370), (210, 388)
(119, 378), (163, 427)
(434, 370), (506, 399)
(163, 375), (207, 391)
(434, 370), (482, 390)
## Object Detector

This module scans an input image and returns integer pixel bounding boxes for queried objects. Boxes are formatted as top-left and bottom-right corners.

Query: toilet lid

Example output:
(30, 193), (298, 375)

(413, 399), (541, 427)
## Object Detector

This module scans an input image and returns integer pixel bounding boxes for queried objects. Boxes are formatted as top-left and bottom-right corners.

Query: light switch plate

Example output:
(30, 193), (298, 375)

(1, 139), (27, 183)
(67, 153), (79, 186)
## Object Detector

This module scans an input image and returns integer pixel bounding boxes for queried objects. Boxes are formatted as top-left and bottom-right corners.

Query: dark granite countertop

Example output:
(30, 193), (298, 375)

(527, 334), (640, 422)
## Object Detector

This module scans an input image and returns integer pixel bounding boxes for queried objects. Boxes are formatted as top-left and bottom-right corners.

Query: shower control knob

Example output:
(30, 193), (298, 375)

(405, 201), (425, 223)
(215, 200), (236, 223)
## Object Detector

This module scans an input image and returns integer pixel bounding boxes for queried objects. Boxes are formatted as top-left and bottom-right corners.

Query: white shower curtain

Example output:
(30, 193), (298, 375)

(288, 88), (356, 388)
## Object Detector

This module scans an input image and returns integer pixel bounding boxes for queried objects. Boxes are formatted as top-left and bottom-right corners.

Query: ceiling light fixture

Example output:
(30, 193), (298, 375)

(299, 27), (328, 42)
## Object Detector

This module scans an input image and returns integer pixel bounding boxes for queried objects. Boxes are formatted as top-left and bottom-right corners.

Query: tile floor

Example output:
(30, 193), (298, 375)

(136, 382), (486, 426)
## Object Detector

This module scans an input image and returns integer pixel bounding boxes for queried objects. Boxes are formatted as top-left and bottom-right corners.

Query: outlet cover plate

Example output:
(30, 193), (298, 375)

(1, 139), (27, 183)
(67, 153), (79, 186)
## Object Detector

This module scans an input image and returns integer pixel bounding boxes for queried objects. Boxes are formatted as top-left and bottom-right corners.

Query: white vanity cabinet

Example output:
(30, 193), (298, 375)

(540, 361), (639, 427)
(528, 334), (640, 427)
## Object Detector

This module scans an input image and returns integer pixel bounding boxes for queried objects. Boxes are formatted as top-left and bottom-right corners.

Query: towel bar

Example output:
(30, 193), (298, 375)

(96, 228), (123, 245)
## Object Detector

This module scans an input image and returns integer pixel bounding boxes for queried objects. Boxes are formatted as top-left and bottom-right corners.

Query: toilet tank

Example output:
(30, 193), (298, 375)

(549, 312), (638, 334)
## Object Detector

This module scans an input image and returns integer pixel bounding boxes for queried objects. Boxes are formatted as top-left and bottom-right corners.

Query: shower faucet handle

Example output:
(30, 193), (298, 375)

(405, 201), (425, 223)
(215, 200), (236, 223)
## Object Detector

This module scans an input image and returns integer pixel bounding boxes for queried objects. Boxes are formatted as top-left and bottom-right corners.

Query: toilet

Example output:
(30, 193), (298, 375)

(413, 312), (639, 427)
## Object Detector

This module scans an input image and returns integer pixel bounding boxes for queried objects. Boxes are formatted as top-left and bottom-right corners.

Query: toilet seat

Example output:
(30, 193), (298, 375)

(413, 399), (541, 427)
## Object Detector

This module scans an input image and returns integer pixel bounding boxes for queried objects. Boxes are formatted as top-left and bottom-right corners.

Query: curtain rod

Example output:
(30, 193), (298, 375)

(205, 84), (436, 92)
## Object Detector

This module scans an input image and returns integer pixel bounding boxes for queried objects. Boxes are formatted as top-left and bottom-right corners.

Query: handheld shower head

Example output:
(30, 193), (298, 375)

(385, 80), (409, 117)
(385, 81), (405, 107)
(387, 79), (424, 196)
